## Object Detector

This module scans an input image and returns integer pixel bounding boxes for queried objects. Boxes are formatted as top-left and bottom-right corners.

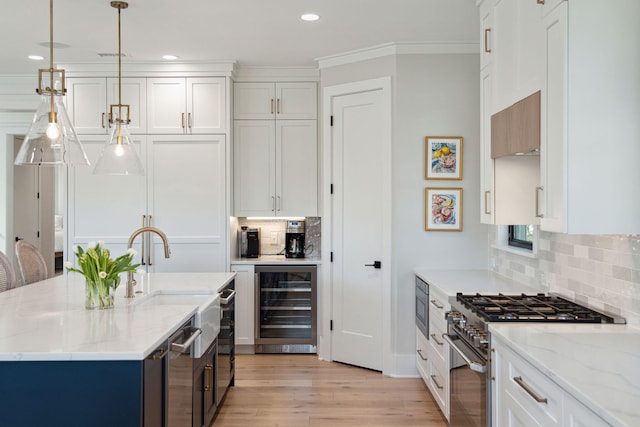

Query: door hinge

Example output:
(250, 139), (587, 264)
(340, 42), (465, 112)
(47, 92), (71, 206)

(330, 115), (334, 126)
(330, 252), (333, 262)
(330, 320), (333, 331)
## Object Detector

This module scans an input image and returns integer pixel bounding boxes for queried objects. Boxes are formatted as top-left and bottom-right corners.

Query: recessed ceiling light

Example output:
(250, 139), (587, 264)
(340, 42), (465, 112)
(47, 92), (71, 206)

(162, 55), (178, 60)
(28, 55), (44, 61)
(301, 13), (319, 22)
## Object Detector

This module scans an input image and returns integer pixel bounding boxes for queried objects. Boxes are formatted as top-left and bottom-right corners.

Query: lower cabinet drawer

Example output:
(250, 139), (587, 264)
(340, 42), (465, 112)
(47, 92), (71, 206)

(416, 328), (430, 383)
(428, 356), (449, 419)
(428, 320), (447, 364)
(499, 345), (562, 426)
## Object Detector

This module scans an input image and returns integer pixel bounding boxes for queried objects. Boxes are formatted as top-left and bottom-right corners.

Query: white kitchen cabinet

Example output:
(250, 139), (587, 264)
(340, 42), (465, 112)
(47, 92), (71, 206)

(66, 77), (147, 134)
(234, 82), (316, 120)
(491, 0), (544, 113)
(492, 334), (610, 427)
(67, 134), (227, 273)
(233, 119), (317, 217)
(147, 77), (226, 134)
(479, 67), (494, 224)
(540, 0), (640, 234)
(414, 279), (450, 421)
(230, 263), (255, 351)
(479, 0), (493, 71)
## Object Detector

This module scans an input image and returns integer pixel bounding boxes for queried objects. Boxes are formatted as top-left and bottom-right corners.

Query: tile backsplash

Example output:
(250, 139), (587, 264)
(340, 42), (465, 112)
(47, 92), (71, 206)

(237, 217), (321, 258)
(490, 226), (640, 327)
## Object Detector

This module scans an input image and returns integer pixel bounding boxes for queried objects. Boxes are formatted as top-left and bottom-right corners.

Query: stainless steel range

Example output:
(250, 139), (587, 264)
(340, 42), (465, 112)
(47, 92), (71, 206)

(443, 293), (625, 427)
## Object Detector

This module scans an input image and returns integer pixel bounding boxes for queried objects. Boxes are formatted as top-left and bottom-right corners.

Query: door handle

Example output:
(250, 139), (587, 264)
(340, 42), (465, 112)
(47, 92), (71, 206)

(15, 236), (24, 242)
(364, 261), (381, 269)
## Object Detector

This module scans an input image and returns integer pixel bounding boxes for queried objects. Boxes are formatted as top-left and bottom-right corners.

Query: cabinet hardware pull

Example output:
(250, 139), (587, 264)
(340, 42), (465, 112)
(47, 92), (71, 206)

(277, 98), (280, 114)
(181, 112), (185, 129)
(140, 215), (147, 265)
(152, 348), (168, 360)
(170, 328), (202, 353)
(188, 112), (192, 129)
(417, 349), (428, 361)
(204, 364), (213, 391)
(513, 376), (548, 403)
(430, 375), (444, 390)
(147, 215), (153, 266)
(537, 0), (545, 4)
(101, 112), (106, 128)
(484, 190), (491, 215)
(431, 334), (444, 346)
(535, 186), (544, 218)
(277, 196), (281, 211)
(272, 196), (275, 211)
(484, 28), (492, 53)
(430, 299), (444, 310)
(271, 99), (274, 114)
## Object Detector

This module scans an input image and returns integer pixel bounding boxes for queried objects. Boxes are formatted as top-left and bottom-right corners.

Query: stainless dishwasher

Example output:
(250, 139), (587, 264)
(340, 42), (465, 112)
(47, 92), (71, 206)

(166, 320), (201, 427)
(254, 265), (317, 353)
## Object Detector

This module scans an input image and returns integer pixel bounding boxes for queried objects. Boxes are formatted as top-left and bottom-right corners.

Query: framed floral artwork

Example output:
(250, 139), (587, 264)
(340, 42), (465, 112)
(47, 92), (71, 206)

(425, 136), (463, 180)
(425, 187), (462, 231)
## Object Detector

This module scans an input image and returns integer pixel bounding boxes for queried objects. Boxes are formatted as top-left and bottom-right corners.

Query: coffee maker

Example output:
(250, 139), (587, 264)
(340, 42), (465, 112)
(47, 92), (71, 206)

(285, 220), (305, 258)
(238, 226), (260, 258)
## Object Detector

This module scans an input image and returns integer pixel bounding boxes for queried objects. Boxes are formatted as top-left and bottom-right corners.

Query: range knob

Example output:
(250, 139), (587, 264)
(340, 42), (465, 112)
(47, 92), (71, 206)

(446, 311), (466, 327)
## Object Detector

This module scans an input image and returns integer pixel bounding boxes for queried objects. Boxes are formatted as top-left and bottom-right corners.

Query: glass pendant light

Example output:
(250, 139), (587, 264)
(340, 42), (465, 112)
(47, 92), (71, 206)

(15, 0), (89, 166)
(93, 1), (144, 176)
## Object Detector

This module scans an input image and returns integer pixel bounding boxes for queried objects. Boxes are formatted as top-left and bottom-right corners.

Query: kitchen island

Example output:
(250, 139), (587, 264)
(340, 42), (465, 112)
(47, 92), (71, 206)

(0, 272), (235, 427)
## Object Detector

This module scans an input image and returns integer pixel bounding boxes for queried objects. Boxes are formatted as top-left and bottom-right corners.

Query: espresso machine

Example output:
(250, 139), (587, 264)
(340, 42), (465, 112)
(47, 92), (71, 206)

(238, 226), (260, 258)
(285, 220), (305, 258)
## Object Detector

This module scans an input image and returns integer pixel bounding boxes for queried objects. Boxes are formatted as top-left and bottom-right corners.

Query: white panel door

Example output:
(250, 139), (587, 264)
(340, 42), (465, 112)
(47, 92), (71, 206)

(66, 77), (107, 134)
(230, 264), (255, 347)
(233, 121), (276, 217)
(147, 135), (226, 272)
(187, 77), (226, 134)
(276, 120), (317, 217)
(147, 78), (186, 134)
(480, 67), (494, 224)
(331, 89), (385, 371)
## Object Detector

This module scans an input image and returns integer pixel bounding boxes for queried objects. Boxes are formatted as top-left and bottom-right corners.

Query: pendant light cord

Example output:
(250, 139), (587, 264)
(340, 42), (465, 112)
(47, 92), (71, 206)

(48, 0), (55, 120)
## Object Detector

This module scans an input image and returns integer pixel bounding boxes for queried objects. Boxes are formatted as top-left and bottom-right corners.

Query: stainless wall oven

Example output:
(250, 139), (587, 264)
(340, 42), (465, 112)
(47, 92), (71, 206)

(415, 277), (429, 338)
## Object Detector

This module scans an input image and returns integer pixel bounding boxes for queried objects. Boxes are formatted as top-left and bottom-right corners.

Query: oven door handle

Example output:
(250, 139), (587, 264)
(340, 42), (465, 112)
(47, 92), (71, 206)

(442, 333), (487, 374)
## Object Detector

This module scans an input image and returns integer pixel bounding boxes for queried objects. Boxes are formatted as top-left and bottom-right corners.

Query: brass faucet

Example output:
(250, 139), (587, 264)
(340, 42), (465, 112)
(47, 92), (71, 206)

(125, 227), (171, 298)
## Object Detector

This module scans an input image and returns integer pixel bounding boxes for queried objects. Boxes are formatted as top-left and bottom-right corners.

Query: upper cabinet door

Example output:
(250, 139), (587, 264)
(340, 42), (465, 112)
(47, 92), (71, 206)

(479, 0), (493, 71)
(275, 83), (317, 120)
(234, 82), (276, 120)
(147, 78), (187, 134)
(186, 77), (226, 134)
(106, 77), (147, 134)
(66, 78), (108, 134)
(234, 82), (317, 120)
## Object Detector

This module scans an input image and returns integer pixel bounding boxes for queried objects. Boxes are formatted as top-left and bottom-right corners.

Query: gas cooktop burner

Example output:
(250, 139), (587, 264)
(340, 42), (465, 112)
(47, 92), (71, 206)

(455, 293), (615, 323)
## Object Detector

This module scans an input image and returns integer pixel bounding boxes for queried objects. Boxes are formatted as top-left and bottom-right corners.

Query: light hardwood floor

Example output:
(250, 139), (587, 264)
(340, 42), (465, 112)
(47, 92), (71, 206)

(213, 354), (448, 427)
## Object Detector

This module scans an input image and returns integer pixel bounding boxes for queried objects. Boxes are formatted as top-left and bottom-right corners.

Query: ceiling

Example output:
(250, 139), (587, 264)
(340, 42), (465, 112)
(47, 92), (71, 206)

(0, 0), (479, 75)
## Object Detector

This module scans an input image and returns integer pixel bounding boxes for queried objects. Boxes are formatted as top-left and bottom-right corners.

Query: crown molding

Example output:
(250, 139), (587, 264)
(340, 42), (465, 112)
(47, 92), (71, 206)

(57, 61), (237, 78)
(316, 41), (479, 69)
(233, 66), (320, 82)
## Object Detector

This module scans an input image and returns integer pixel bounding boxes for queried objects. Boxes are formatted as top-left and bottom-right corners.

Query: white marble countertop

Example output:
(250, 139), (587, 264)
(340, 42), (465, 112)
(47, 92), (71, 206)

(414, 269), (541, 301)
(231, 255), (322, 265)
(0, 272), (235, 362)
(490, 323), (640, 427)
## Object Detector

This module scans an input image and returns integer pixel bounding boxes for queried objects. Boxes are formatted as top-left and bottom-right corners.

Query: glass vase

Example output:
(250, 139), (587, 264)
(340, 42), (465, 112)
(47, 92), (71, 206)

(85, 279), (116, 309)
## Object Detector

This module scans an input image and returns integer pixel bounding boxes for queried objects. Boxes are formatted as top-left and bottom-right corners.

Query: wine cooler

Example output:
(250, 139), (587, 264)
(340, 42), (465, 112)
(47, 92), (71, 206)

(254, 265), (317, 353)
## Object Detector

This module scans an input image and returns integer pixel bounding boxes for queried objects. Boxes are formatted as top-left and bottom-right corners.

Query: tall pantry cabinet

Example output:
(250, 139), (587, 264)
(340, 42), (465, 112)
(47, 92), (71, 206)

(233, 82), (318, 217)
(66, 73), (229, 272)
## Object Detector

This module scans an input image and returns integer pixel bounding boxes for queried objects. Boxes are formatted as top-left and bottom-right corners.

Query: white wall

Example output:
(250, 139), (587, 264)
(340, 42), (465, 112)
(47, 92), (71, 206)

(321, 53), (487, 375)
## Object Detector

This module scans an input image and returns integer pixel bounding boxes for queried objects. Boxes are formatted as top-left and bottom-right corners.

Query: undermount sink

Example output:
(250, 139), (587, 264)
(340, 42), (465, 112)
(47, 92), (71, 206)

(132, 290), (221, 358)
